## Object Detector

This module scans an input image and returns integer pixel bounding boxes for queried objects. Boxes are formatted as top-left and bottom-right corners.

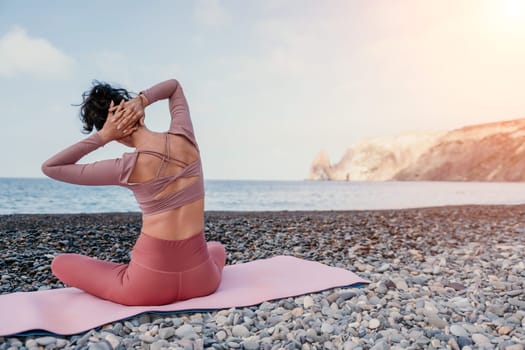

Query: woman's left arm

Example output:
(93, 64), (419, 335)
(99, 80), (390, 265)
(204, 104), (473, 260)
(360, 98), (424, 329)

(41, 101), (135, 186)
(41, 133), (126, 186)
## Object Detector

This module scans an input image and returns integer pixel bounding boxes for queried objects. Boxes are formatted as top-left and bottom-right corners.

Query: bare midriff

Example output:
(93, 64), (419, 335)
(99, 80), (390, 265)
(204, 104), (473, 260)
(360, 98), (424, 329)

(141, 199), (204, 240)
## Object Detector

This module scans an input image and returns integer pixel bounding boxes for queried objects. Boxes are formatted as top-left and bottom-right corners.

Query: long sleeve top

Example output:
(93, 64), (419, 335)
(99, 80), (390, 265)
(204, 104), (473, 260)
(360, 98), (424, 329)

(41, 79), (204, 215)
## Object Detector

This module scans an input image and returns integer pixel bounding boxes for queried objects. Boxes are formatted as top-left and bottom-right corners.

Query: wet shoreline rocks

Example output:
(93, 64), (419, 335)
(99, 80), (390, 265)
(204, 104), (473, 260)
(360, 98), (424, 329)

(1, 205), (524, 349)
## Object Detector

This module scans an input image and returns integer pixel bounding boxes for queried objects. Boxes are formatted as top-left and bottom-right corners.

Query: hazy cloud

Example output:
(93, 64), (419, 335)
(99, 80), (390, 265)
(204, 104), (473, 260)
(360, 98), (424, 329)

(193, 0), (230, 26)
(91, 50), (133, 86)
(0, 27), (74, 79)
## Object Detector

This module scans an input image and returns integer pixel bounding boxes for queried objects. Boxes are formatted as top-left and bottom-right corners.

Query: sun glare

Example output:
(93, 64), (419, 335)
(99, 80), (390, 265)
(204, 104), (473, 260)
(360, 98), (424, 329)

(502, 0), (525, 19)
(483, 0), (525, 33)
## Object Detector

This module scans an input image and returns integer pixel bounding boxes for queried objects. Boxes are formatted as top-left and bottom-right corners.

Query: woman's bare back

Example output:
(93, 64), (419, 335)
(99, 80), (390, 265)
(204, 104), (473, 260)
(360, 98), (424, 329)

(128, 133), (204, 240)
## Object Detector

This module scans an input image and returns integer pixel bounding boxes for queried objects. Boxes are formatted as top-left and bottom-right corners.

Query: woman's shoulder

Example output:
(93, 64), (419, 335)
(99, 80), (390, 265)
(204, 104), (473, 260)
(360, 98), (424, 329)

(119, 152), (140, 182)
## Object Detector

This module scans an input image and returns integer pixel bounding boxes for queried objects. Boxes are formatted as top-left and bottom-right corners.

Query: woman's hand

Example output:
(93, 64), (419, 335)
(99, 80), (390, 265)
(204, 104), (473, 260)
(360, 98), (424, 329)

(112, 95), (147, 132)
(98, 101), (138, 143)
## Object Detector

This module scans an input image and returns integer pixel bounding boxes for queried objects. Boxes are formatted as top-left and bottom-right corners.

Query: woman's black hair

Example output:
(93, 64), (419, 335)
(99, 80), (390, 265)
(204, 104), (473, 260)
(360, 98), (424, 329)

(78, 81), (134, 133)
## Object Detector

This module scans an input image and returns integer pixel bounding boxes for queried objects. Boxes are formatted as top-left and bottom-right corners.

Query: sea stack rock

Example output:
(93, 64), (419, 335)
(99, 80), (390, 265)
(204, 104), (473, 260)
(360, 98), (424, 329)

(310, 118), (525, 181)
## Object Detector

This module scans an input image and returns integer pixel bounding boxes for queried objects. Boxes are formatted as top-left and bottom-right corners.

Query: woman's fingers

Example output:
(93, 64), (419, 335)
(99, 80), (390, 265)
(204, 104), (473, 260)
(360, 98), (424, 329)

(101, 100), (141, 142)
(112, 101), (126, 123)
(119, 99), (135, 117)
(123, 126), (139, 136)
(117, 102), (142, 130)
(106, 98), (144, 131)
(117, 100), (125, 114)
(107, 100), (118, 117)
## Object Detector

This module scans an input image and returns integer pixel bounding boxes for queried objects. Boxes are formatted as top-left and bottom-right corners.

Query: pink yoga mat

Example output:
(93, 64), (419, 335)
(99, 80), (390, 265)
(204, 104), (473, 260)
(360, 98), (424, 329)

(0, 256), (368, 336)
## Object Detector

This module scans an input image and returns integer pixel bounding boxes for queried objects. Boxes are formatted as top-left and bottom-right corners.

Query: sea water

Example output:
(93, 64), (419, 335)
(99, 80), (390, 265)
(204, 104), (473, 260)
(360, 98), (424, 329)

(1, 178), (525, 214)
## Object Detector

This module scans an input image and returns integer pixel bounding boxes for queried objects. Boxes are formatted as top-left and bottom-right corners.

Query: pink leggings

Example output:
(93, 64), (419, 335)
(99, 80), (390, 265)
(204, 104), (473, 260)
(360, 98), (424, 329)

(51, 232), (226, 306)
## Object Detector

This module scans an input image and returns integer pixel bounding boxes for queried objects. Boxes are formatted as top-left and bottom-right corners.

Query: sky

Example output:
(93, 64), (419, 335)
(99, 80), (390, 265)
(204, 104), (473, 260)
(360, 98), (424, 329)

(1, 0), (525, 180)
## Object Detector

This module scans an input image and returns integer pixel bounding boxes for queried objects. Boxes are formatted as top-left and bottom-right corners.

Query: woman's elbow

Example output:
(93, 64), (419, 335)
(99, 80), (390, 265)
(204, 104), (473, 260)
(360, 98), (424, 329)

(169, 79), (180, 88)
(41, 161), (54, 178)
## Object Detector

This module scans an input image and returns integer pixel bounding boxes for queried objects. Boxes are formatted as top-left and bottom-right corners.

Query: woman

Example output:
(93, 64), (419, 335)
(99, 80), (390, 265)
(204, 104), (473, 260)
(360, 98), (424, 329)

(41, 79), (226, 306)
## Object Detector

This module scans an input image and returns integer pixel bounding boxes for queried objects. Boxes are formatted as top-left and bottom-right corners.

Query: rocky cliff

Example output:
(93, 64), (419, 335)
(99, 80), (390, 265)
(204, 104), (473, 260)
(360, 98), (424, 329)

(310, 118), (525, 181)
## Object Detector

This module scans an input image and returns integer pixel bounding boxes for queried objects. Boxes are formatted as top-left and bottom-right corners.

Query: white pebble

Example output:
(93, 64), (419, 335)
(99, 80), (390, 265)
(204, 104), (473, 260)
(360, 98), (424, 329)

(369, 319), (380, 329)
(216, 330), (227, 341)
(303, 296), (314, 308)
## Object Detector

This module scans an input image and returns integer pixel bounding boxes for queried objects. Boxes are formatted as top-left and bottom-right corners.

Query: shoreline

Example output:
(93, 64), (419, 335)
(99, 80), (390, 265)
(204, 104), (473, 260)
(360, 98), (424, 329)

(1, 205), (524, 348)
(2, 202), (525, 215)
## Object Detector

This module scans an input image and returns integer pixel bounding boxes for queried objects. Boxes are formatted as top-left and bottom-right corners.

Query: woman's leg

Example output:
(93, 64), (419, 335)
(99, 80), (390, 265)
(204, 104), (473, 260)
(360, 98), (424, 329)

(207, 241), (226, 271)
(51, 254), (128, 301)
(52, 253), (181, 305)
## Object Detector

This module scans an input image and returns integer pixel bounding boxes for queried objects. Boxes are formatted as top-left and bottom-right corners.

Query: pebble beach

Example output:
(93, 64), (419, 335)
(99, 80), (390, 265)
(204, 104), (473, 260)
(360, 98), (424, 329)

(1, 205), (524, 350)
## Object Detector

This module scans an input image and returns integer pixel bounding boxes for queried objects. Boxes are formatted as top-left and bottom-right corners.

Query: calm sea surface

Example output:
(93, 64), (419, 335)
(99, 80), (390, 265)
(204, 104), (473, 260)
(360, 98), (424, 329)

(1, 178), (525, 214)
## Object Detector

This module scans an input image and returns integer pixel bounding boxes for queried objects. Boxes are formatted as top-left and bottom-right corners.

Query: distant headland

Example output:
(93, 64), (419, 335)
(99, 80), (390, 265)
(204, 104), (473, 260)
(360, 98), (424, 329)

(310, 118), (525, 182)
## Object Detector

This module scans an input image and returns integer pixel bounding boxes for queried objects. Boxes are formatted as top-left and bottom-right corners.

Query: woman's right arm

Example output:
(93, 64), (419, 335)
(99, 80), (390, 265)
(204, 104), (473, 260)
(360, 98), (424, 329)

(141, 79), (192, 131)
(119, 79), (197, 145)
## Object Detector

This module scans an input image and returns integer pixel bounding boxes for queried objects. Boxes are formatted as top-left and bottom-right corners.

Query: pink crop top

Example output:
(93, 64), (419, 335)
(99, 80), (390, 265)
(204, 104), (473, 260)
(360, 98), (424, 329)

(41, 79), (204, 215)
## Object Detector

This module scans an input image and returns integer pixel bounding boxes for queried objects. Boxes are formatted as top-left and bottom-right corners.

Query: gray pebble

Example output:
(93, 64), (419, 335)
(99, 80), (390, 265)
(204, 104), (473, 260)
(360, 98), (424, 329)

(427, 313), (448, 329)
(505, 345), (524, 350)
(509, 298), (525, 310)
(321, 322), (334, 334)
(175, 324), (194, 338)
(472, 333), (491, 346)
(370, 340), (388, 350)
(24, 339), (37, 348)
(259, 302), (275, 311)
(242, 340), (260, 350)
(35, 336), (56, 346)
(507, 289), (523, 297)
(227, 341), (241, 348)
(232, 325), (250, 338)
(150, 339), (169, 350)
(158, 326), (175, 339)
(88, 341), (112, 350)
(450, 324), (469, 337)
(456, 336), (473, 348)
(138, 334), (156, 343)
